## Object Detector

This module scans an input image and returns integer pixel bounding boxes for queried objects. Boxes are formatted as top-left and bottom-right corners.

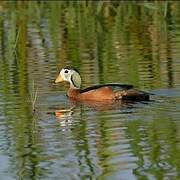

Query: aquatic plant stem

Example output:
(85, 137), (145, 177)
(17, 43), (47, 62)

(30, 80), (38, 113)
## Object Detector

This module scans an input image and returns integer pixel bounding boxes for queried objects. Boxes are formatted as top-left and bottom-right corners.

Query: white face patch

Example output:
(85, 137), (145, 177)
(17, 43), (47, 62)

(59, 68), (81, 89)
(60, 68), (73, 82)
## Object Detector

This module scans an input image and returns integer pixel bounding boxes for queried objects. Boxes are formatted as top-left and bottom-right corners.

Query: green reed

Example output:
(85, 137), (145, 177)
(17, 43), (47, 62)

(29, 80), (38, 113)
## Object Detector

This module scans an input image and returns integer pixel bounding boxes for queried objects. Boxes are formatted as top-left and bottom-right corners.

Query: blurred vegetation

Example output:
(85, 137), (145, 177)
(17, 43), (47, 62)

(0, 1), (180, 179)
(0, 1), (179, 91)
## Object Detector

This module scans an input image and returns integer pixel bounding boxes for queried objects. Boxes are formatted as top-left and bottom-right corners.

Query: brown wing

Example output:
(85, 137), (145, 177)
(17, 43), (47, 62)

(80, 84), (133, 93)
(79, 86), (114, 101)
(115, 89), (150, 101)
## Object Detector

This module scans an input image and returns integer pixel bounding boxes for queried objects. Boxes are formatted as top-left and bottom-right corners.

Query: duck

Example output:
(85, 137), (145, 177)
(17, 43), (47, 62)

(55, 66), (150, 101)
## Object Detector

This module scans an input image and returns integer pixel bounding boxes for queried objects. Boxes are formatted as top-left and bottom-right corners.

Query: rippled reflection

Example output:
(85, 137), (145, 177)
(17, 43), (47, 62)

(0, 1), (180, 179)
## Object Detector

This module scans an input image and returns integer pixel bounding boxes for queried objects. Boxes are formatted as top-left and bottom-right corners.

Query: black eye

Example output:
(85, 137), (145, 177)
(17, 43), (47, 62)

(64, 70), (69, 73)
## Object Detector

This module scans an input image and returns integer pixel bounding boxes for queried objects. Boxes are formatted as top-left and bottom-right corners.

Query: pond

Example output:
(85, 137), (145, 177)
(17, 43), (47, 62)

(0, 2), (180, 179)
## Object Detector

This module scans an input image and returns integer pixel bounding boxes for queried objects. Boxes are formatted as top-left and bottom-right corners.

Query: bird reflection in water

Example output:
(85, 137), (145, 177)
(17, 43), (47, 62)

(55, 107), (74, 127)
(54, 98), (137, 124)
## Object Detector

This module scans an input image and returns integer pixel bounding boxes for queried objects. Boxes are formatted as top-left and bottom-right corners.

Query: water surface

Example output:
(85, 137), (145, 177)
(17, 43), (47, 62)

(0, 2), (180, 179)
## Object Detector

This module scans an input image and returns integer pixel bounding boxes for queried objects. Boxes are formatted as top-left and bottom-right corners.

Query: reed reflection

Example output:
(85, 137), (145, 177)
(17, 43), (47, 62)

(0, 1), (180, 179)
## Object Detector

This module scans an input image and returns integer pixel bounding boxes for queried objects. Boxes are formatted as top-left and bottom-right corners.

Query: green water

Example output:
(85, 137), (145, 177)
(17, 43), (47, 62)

(0, 2), (180, 179)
